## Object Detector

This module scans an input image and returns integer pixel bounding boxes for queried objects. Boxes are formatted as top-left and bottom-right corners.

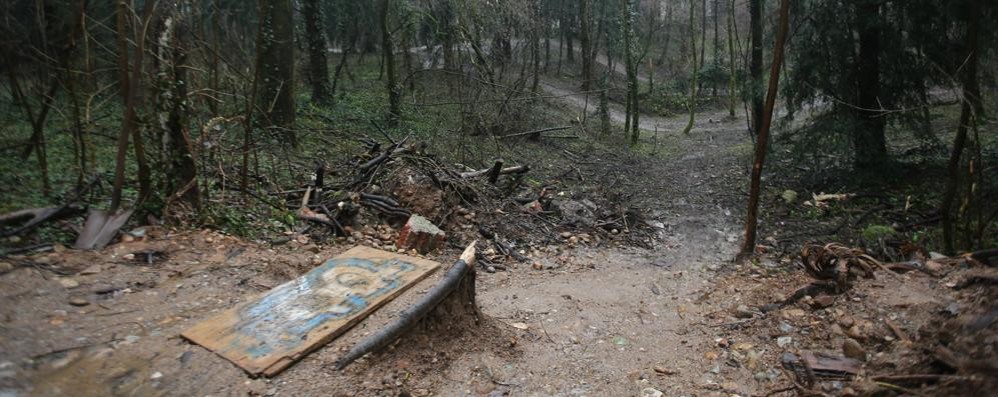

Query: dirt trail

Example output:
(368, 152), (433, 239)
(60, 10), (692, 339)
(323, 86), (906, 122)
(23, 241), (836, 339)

(449, 78), (754, 396)
(0, 80), (755, 396)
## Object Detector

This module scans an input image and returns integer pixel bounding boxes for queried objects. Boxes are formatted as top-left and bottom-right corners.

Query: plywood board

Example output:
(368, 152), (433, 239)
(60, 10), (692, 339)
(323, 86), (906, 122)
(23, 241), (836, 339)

(181, 246), (441, 376)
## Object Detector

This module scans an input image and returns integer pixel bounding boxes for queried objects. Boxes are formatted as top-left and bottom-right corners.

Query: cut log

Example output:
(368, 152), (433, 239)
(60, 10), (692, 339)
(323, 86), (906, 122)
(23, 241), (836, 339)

(499, 126), (572, 139)
(335, 242), (477, 369)
(0, 204), (84, 237)
(458, 165), (530, 179)
(396, 215), (445, 254)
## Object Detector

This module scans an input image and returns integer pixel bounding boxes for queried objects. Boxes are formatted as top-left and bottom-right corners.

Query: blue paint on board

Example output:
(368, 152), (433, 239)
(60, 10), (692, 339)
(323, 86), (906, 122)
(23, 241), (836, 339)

(226, 256), (418, 358)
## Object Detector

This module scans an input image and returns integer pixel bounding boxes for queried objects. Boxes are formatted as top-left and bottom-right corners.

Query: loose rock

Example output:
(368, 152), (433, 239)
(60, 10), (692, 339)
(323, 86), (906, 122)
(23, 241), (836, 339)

(842, 338), (867, 361)
(68, 298), (90, 306)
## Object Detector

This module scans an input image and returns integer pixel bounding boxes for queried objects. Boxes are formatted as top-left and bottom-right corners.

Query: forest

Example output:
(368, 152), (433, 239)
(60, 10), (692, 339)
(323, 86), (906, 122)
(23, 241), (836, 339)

(0, 0), (996, 396)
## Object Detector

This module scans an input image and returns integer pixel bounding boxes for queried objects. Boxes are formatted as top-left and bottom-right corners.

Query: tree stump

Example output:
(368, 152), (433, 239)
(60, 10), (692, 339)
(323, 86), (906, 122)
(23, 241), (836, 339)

(334, 243), (478, 369)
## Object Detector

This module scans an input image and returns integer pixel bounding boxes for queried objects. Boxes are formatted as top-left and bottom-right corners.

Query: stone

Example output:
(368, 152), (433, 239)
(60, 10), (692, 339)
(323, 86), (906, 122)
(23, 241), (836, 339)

(653, 366), (676, 375)
(783, 308), (806, 318)
(641, 388), (664, 397)
(395, 215), (446, 254)
(0, 261), (12, 273)
(811, 294), (835, 309)
(68, 298), (90, 306)
(842, 339), (867, 361)
(551, 199), (597, 227)
(778, 322), (795, 334)
(733, 304), (755, 319)
(776, 336), (792, 348)
(58, 278), (80, 289)
(79, 265), (101, 275)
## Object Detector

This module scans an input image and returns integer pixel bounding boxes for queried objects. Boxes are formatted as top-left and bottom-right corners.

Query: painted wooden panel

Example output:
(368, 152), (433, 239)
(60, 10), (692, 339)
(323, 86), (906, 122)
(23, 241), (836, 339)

(182, 246), (441, 376)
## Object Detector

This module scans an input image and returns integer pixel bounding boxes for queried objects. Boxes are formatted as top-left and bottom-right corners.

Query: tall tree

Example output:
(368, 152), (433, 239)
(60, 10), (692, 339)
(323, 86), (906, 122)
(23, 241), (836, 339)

(380, 0), (401, 126)
(579, 0), (593, 90)
(941, 0), (981, 254)
(620, 0), (639, 143)
(304, 0), (331, 104)
(748, 0), (762, 135)
(852, 0), (886, 169)
(256, 0), (296, 142)
(726, 0), (737, 117)
(740, 0), (790, 258)
(156, 6), (200, 216)
(681, 0), (698, 135)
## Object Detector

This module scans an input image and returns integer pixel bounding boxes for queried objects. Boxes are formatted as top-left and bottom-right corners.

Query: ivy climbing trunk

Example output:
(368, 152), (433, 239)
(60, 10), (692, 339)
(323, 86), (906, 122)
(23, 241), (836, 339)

(941, 0), (980, 254)
(304, 0), (331, 104)
(257, 0), (296, 144)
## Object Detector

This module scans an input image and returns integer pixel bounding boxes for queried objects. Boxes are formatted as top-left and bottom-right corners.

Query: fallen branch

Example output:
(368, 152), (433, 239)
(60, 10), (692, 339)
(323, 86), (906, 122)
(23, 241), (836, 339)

(334, 241), (477, 370)
(499, 126), (572, 139)
(459, 164), (529, 179)
(0, 204), (86, 237)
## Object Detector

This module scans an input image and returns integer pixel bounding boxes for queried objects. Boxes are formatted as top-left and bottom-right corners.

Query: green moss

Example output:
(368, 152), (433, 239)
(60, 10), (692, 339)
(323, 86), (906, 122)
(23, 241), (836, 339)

(861, 224), (896, 241)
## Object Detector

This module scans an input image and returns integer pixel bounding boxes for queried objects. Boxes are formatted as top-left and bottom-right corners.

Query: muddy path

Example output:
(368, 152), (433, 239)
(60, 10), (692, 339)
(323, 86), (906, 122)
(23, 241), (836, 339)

(448, 78), (756, 396)
(0, 79), (756, 396)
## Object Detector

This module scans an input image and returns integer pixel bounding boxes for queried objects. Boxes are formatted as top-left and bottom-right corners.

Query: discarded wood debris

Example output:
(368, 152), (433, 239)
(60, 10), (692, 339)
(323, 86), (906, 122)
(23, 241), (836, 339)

(335, 241), (477, 369)
(181, 246), (441, 377)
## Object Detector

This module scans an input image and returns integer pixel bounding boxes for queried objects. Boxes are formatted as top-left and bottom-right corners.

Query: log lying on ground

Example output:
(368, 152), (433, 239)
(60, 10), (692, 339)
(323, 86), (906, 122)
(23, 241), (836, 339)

(499, 126), (572, 139)
(358, 193), (411, 218)
(0, 204), (86, 237)
(458, 163), (529, 179)
(334, 241), (477, 370)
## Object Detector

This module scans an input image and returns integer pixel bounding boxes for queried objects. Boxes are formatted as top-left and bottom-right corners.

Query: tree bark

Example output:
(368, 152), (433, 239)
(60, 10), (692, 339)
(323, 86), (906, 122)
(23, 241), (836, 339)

(727, 0), (736, 117)
(380, 0), (401, 126)
(257, 0), (296, 142)
(941, 0), (980, 254)
(748, 0), (763, 135)
(740, 0), (789, 258)
(303, 0), (331, 104)
(852, 0), (886, 170)
(682, 0), (698, 135)
(157, 9), (201, 216)
(579, 0), (593, 90)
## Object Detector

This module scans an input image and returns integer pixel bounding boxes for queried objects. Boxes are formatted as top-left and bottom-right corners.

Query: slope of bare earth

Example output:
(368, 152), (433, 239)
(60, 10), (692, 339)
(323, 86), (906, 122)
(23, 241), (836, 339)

(0, 74), (762, 397)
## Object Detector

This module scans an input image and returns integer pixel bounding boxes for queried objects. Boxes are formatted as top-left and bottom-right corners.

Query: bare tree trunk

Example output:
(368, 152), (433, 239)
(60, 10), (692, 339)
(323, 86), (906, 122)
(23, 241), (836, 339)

(579, 0), (592, 90)
(655, 2), (673, 67)
(852, 0), (885, 170)
(941, 0), (980, 254)
(740, 0), (789, 258)
(620, 0), (632, 135)
(727, 0), (736, 117)
(257, 0), (296, 142)
(304, 0), (331, 104)
(712, 0), (719, 97)
(682, 0), (698, 135)
(699, 0), (706, 71)
(112, 0), (155, 212)
(380, 0), (401, 126)
(748, 0), (763, 135)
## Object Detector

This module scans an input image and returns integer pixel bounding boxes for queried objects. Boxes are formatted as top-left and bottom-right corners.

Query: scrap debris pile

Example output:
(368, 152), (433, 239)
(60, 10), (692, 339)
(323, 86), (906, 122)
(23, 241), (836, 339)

(276, 135), (649, 263)
(709, 242), (998, 397)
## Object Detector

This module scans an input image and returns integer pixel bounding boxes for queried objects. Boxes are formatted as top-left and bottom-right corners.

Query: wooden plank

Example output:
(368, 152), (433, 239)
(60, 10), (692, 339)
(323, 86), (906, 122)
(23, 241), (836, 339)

(181, 246), (441, 376)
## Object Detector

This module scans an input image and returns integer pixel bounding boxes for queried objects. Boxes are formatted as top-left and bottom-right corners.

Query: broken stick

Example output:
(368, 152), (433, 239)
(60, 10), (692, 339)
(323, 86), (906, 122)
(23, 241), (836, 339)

(334, 241), (477, 369)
